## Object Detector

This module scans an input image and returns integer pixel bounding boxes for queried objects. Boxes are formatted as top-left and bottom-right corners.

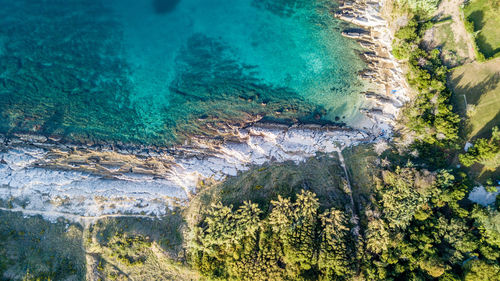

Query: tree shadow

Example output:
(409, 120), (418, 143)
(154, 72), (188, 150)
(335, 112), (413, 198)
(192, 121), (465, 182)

(450, 71), (500, 106)
(475, 110), (500, 139)
(467, 10), (485, 31)
(95, 254), (132, 280)
(152, 0), (181, 14)
(476, 34), (500, 58)
(449, 71), (500, 139)
(466, 10), (500, 58)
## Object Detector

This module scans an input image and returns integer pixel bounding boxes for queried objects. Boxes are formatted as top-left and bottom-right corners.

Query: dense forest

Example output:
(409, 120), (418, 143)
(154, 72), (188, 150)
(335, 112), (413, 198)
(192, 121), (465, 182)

(187, 166), (499, 280)
(185, 1), (500, 280)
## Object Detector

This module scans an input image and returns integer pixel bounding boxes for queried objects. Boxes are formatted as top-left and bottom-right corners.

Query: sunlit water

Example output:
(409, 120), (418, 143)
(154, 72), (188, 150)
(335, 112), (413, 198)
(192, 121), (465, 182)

(0, 0), (367, 146)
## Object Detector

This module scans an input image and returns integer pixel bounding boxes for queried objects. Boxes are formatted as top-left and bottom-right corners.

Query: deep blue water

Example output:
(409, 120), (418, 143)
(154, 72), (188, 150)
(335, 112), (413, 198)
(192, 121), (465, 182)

(0, 0), (367, 145)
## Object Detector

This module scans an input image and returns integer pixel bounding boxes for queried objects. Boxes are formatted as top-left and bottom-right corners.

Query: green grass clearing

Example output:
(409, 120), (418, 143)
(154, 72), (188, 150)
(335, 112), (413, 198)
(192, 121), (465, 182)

(450, 58), (500, 140)
(85, 213), (199, 281)
(430, 21), (469, 67)
(450, 58), (500, 181)
(195, 154), (351, 214)
(0, 209), (200, 281)
(464, 0), (500, 58)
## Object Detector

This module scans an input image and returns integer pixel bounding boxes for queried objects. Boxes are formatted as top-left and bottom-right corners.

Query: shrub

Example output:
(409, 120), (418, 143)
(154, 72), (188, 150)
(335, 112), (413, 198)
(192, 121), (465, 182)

(459, 127), (500, 170)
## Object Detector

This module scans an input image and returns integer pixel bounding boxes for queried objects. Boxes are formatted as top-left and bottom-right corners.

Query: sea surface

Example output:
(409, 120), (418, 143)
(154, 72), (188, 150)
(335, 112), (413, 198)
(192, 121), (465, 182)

(0, 0), (367, 146)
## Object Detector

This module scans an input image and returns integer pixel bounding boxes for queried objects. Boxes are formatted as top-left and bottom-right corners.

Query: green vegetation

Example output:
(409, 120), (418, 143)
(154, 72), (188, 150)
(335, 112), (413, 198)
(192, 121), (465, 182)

(362, 167), (479, 280)
(405, 47), (460, 143)
(188, 191), (355, 280)
(182, 155), (359, 280)
(392, 19), (431, 60)
(0, 210), (199, 281)
(427, 21), (469, 67)
(392, 17), (461, 149)
(210, 155), (350, 211)
(1, 135), (498, 281)
(449, 57), (500, 181)
(342, 144), (380, 207)
(394, 0), (439, 16)
(460, 127), (500, 170)
(463, 0), (500, 59)
(186, 156), (500, 280)
(0, 211), (85, 280)
(0, 1), (498, 281)
(84, 213), (199, 281)
(463, 259), (500, 281)
(450, 58), (500, 140)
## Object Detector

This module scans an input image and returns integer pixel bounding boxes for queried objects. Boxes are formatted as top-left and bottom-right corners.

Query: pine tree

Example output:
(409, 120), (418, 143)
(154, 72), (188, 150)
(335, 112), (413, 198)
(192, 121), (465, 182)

(318, 209), (355, 279)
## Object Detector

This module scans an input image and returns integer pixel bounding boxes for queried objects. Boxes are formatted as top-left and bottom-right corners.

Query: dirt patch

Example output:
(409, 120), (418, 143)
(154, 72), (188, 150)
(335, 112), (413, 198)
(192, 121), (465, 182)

(424, 0), (476, 65)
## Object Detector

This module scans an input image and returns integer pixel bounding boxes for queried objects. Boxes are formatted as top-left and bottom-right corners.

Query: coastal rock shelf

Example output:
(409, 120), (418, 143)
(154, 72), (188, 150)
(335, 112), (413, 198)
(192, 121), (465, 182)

(0, 125), (372, 219)
(336, 0), (411, 133)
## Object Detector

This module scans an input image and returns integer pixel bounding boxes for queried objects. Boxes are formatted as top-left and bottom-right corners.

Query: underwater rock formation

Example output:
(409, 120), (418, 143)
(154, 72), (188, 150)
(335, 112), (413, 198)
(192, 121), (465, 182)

(153, 0), (181, 14)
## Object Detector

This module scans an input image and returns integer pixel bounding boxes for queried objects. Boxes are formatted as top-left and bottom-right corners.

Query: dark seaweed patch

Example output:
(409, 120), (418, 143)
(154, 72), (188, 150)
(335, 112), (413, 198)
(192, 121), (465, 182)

(153, 0), (181, 14)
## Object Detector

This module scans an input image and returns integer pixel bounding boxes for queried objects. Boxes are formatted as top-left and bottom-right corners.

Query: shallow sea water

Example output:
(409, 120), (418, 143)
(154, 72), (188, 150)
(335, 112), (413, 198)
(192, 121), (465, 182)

(0, 0), (367, 145)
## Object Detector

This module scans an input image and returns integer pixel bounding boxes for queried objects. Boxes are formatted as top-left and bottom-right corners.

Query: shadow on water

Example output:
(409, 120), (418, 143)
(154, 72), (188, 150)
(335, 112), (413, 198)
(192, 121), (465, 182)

(153, 0), (181, 14)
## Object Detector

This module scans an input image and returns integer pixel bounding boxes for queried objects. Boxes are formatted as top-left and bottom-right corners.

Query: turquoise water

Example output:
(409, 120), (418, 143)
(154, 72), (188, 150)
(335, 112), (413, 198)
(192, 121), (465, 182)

(0, 0), (366, 145)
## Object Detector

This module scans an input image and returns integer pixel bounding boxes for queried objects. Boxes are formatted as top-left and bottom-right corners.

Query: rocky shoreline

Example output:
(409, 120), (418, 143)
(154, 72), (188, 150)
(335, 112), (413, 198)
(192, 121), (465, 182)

(0, 124), (374, 219)
(0, 0), (411, 220)
(335, 0), (410, 133)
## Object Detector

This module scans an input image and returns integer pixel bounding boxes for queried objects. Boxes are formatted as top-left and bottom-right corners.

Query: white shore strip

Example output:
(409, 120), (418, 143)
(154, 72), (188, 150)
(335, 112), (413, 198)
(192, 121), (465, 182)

(0, 126), (372, 220)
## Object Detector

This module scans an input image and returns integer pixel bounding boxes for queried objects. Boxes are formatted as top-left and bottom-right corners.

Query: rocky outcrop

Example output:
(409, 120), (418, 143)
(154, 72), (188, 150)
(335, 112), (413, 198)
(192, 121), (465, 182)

(0, 124), (373, 219)
(336, 0), (411, 133)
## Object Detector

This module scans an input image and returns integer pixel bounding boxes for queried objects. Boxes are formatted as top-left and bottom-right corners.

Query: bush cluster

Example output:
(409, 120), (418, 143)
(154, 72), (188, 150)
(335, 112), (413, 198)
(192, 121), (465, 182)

(459, 127), (500, 170)
(393, 17), (460, 149)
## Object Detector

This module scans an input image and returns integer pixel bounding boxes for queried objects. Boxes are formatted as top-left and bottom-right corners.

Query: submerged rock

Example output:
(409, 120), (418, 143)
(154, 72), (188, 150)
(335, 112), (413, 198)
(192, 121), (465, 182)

(153, 0), (181, 14)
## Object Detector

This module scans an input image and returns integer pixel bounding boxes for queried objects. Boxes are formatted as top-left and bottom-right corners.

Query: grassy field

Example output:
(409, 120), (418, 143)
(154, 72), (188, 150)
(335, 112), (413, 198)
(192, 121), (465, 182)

(0, 209), (200, 281)
(433, 21), (469, 67)
(450, 57), (500, 181)
(464, 0), (500, 58)
(450, 57), (500, 140)
(424, 18), (470, 67)
(182, 153), (361, 247)
(0, 211), (86, 280)
(84, 213), (199, 281)
(191, 154), (352, 215)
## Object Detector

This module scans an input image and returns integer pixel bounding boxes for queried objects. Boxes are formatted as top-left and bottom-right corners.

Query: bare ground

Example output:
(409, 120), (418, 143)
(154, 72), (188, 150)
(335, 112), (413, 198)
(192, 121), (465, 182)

(423, 0), (476, 65)
(436, 0), (476, 60)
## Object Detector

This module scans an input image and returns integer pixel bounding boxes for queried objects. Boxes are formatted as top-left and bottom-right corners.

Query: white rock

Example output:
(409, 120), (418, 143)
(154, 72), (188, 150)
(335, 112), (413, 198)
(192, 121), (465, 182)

(0, 125), (375, 219)
(469, 186), (500, 206)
